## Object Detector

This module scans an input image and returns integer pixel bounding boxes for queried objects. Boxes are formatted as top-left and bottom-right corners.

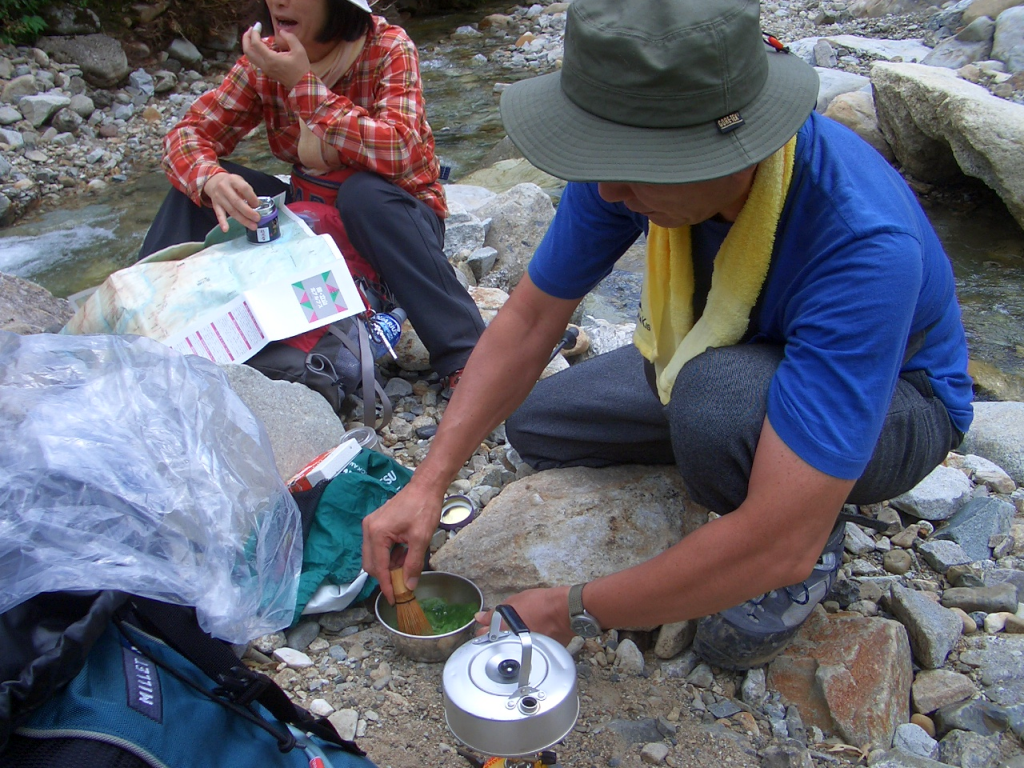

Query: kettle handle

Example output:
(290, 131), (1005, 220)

(493, 604), (532, 691)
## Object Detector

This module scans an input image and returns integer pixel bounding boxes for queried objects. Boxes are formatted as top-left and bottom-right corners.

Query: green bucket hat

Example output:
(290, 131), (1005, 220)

(500, 0), (819, 184)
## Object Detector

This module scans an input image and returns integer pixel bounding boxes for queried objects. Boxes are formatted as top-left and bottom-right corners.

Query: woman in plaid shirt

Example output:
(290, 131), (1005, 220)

(140, 0), (484, 385)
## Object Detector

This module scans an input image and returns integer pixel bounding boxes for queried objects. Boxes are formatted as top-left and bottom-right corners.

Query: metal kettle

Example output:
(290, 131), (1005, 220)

(442, 604), (580, 758)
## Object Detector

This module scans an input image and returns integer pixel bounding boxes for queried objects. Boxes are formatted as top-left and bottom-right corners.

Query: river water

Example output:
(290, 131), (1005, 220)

(1, 9), (1023, 386)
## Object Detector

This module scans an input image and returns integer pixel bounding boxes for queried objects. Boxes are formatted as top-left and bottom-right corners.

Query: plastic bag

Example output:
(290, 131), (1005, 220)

(0, 331), (302, 643)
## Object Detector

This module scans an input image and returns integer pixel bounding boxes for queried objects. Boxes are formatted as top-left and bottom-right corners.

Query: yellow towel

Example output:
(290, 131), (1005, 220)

(633, 137), (796, 404)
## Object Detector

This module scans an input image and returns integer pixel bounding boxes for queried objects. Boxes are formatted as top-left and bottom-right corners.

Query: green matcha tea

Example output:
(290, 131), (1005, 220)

(418, 597), (478, 635)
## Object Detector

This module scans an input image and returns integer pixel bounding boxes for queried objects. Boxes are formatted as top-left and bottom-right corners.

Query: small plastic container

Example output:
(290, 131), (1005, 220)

(341, 425), (380, 452)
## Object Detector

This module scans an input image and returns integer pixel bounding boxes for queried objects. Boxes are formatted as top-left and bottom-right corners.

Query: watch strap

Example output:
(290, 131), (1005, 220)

(568, 583), (587, 617)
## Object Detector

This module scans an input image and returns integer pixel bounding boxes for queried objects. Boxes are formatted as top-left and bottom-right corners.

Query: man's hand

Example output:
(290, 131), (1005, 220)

(242, 25), (311, 92)
(202, 172), (261, 232)
(362, 482), (445, 604)
(474, 585), (574, 646)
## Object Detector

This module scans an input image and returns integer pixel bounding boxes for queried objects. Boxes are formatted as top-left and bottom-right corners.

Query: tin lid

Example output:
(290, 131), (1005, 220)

(255, 196), (276, 215)
(439, 494), (477, 531)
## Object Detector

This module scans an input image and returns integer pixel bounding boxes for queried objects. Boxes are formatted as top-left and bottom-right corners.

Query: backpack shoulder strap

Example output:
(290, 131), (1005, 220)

(328, 322), (392, 431)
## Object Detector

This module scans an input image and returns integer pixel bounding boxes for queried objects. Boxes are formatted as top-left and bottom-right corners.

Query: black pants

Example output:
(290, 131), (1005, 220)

(139, 164), (484, 377)
(506, 343), (962, 514)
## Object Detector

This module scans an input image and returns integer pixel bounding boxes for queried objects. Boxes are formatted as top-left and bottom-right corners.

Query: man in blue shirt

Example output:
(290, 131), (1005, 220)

(363, 0), (971, 668)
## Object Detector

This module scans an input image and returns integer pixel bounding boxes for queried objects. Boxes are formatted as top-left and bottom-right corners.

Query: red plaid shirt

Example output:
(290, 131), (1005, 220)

(163, 16), (446, 217)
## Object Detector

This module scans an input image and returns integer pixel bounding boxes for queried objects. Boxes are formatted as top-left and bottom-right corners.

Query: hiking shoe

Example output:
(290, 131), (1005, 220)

(441, 367), (465, 400)
(692, 522), (845, 670)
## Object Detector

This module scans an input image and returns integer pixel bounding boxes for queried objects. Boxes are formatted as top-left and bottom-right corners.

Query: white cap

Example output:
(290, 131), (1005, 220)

(345, 0), (373, 12)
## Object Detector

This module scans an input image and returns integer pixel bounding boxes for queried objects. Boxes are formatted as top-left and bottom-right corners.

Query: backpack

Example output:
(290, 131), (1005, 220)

(246, 199), (396, 430)
(0, 592), (376, 768)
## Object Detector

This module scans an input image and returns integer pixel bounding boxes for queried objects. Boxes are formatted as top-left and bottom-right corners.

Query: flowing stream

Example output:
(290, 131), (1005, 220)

(1, 9), (1023, 388)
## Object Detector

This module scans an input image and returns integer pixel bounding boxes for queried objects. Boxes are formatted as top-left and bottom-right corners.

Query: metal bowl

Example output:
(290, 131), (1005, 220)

(375, 571), (483, 662)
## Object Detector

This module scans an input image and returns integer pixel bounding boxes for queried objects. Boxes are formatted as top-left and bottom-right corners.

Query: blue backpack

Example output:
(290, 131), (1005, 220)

(0, 593), (377, 768)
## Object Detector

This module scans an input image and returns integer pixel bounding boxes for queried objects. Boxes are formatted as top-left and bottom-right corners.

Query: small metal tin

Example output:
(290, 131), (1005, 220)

(247, 196), (281, 244)
(439, 494), (477, 532)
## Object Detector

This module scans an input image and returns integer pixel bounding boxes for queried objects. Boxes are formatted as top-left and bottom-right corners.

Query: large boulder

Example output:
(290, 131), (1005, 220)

(219, 363), (347, 482)
(823, 91), (895, 161)
(37, 35), (129, 89)
(431, 465), (706, 606)
(475, 183), (555, 293)
(871, 62), (1024, 229)
(767, 607), (913, 749)
(993, 5), (1024, 72)
(0, 273), (74, 334)
(958, 401), (1024, 484)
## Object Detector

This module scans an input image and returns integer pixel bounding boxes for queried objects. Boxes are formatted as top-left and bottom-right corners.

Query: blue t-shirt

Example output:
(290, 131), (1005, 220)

(527, 112), (973, 480)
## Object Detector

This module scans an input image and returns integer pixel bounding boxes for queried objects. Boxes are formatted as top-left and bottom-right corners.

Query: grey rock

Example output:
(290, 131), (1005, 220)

(466, 246), (498, 280)
(128, 69), (155, 98)
(69, 93), (94, 118)
(168, 38), (203, 67)
(383, 377), (413, 398)
(442, 216), (487, 260)
(785, 705), (807, 746)
(432, 465), (704, 605)
(992, 5), (1024, 73)
(922, 17), (995, 68)
(893, 723), (940, 760)
(37, 35), (129, 89)
(912, 669), (977, 714)
(0, 273), (75, 334)
(317, 606), (369, 633)
(476, 183), (555, 293)
(941, 583), (1019, 613)
(938, 729), (1001, 768)
(686, 662), (714, 689)
(872, 63), (1024, 231)
(959, 634), (1024, 706)
(220, 364), (347, 481)
(867, 749), (950, 768)
(639, 742), (669, 765)
(50, 107), (82, 135)
(983, 568), (1024, 602)
(328, 709), (358, 741)
(327, 644), (347, 662)
(0, 105), (22, 125)
(0, 194), (9, 225)
(153, 70), (178, 94)
(960, 402), (1024, 485)
(2, 74), (38, 104)
(42, 3), (101, 35)
(660, 649), (698, 679)
(845, 521), (877, 555)
(709, 700), (742, 719)
(0, 154), (10, 180)
(814, 38), (838, 67)
(918, 540), (972, 572)
(0, 128), (24, 150)
(285, 619), (321, 651)
(891, 463), (973, 521)
(741, 667), (767, 705)
(888, 584), (962, 668)
(612, 638), (645, 676)
(581, 318), (636, 358)
(0, 58), (10, 80)
(761, 743), (813, 768)
(606, 718), (663, 747)
(814, 67), (870, 112)
(654, 620), (697, 659)
(934, 697), (1012, 736)
(933, 496), (1016, 561)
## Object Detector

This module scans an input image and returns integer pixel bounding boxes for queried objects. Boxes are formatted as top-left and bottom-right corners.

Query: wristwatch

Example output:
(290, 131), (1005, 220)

(568, 583), (602, 638)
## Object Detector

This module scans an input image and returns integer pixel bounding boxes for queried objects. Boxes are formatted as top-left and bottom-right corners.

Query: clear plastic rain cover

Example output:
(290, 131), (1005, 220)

(0, 331), (302, 643)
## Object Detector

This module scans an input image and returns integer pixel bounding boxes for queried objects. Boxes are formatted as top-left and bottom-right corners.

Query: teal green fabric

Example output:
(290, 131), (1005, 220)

(294, 449), (413, 620)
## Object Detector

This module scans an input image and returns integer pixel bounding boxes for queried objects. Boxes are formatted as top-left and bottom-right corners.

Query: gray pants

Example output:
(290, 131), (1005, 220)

(506, 344), (961, 514)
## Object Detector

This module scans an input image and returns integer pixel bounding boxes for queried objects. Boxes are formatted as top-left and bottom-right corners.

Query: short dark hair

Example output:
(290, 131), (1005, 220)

(318, 0), (372, 43)
(257, 1), (371, 45)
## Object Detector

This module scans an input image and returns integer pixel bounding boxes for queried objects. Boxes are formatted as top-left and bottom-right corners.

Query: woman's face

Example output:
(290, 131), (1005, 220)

(265, 0), (333, 59)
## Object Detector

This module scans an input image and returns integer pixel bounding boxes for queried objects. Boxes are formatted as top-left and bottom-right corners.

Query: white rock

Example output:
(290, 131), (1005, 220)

(272, 647), (313, 668)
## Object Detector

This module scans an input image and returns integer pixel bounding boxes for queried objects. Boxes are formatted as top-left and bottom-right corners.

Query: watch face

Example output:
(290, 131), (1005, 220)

(570, 615), (601, 638)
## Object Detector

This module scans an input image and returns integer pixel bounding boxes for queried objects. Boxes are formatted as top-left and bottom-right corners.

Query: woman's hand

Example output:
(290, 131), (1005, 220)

(474, 586), (575, 646)
(202, 172), (260, 232)
(242, 24), (312, 92)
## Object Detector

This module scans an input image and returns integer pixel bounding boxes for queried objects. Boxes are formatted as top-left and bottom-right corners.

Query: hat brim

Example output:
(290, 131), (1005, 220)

(500, 51), (819, 184)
